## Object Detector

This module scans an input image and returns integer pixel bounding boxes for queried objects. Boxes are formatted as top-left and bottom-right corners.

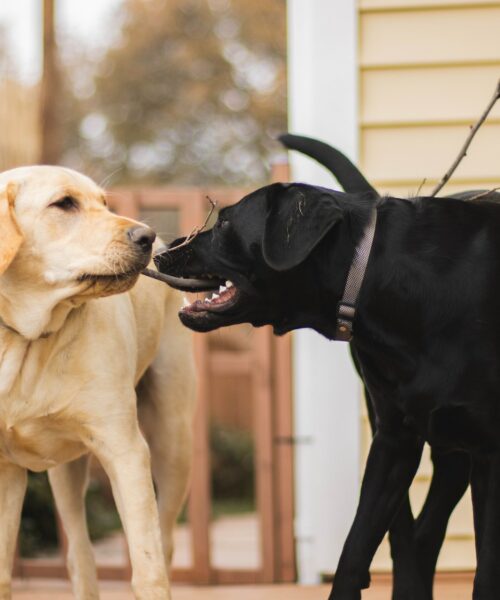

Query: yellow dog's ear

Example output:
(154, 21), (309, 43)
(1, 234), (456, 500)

(0, 182), (23, 275)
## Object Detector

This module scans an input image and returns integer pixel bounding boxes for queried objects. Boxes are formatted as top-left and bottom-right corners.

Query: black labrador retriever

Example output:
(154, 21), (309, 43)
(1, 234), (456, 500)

(278, 134), (473, 599)
(155, 149), (500, 600)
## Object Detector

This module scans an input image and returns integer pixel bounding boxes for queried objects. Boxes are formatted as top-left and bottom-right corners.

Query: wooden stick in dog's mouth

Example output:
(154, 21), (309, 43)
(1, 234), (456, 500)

(141, 268), (221, 292)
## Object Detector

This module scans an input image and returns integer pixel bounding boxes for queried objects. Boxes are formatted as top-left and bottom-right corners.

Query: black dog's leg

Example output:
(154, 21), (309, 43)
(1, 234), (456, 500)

(388, 496), (428, 600)
(471, 453), (500, 599)
(362, 384), (425, 600)
(329, 429), (424, 600)
(470, 455), (488, 561)
(413, 449), (470, 598)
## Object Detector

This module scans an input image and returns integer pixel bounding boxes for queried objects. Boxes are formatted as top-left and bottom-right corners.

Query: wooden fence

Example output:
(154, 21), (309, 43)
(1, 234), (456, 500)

(0, 79), (40, 170)
(14, 162), (296, 585)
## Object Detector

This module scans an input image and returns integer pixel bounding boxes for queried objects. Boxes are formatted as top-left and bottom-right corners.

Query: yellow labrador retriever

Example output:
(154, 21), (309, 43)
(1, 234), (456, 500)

(0, 166), (195, 600)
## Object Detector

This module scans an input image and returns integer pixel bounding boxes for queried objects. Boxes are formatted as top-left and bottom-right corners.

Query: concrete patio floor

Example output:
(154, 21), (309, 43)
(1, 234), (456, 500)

(12, 575), (473, 599)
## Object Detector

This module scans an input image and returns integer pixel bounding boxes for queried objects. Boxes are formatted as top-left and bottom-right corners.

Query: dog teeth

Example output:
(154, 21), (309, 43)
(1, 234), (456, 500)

(182, 297), (190, 307)
(226, 280), (234, 288)
(204, 297), (210, 303)
(219, 285), (227, 293)
(212, 293), (219, 300)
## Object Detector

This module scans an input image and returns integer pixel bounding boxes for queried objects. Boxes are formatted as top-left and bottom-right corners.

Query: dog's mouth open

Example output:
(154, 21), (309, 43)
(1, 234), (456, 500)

(150, 269), (246, 331)
(182, 280), (238, 315)
(152, 252), (252, 331)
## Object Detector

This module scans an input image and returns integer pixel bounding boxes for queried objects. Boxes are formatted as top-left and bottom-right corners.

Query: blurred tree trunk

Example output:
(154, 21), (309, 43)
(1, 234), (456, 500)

(39, 0), (61, 164)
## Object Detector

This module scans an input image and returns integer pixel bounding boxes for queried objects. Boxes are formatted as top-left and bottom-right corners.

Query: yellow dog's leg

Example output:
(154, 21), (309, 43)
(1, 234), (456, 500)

(137, 320), (195, 569)
(0, 462), (27, 600)
(49, 455), (99, 599)
(88, 413), (170, 600)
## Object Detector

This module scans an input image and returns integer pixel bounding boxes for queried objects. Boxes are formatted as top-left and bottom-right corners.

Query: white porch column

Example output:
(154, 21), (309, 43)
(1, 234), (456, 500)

(287, 0), (361, 583)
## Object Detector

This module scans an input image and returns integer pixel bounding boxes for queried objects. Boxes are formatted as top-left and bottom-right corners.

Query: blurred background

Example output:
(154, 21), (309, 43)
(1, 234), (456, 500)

(0, 0), (286, 184)
(1, 0), (290, 586)
(3, 0), (500, 593)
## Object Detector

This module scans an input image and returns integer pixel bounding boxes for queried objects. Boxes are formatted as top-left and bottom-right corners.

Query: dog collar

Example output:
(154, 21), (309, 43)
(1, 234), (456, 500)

(335, 202), (379, 342)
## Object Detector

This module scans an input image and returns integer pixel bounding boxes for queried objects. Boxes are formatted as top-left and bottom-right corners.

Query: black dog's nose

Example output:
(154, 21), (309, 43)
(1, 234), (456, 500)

(127, 226), (156, 250)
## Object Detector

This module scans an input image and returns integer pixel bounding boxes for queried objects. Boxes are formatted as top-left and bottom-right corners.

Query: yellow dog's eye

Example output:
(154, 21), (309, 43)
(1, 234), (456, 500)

(50, 196), (78, 211)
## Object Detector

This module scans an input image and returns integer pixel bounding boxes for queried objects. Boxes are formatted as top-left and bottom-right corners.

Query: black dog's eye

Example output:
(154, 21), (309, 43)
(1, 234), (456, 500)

(217, 219), (229, 229)
(50, 196), (79, 211)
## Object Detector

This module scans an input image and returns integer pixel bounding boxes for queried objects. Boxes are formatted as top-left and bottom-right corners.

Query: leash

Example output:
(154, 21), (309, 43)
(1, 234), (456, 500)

(335, 200), (379, 342)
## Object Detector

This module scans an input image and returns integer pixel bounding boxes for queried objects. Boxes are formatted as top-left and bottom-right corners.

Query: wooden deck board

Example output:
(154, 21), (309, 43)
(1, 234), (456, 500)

(11, 576), (473, 599)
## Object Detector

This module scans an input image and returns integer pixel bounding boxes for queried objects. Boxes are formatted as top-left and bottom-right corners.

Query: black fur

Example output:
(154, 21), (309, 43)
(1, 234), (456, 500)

(155, 151), (500, 600)
(279, 134), (474, 600)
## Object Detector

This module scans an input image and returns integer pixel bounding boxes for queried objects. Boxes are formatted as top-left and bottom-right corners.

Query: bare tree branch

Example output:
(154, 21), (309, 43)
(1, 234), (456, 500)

(167, 195), (217, 252)
(466, 187), (500, 202)
(430, 79), (500, 197)
(141, 267), (171, 283)
(416, 178), (427, 197)
(141, 195), (217, 282)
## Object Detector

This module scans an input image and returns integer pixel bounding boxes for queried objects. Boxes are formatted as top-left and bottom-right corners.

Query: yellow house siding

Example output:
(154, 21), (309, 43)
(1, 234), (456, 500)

(358, 0), (500, 571)
(363, 123), (500, 182)
(362, 65), (500, 124)
(361, 7), (500, 66)
(361, 0), (500, 9)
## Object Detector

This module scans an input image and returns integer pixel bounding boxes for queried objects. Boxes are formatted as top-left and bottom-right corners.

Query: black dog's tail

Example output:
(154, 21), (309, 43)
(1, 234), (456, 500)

(278, 133), (378, 196)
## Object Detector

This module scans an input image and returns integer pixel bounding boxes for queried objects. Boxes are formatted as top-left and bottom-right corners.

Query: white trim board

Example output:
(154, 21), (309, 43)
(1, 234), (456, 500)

(287, 0), (361, 584)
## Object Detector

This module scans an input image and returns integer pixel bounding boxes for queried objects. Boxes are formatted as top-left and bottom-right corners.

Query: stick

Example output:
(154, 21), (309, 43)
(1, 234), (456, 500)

(167, 195), (217, 252)
(141, 195), (217, 283)
(141, 268), (172, 283)
(416, 178), (427, 197)
(430, 79), (500, 197)
(466, 187), (500, 202)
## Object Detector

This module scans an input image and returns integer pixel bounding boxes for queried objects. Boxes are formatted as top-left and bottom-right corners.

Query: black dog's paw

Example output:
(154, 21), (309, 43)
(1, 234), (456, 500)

(392, 586), (432, 600)
(328, 589), (362, 600)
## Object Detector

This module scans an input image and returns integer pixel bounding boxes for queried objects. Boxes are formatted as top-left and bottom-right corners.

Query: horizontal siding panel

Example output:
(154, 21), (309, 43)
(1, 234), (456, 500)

(373, 536), (475, 572)
(361, 66), (500, 124)
(446, 492), (475, 538)
(436, 538), (476, 571)
(372, 535), (476, 572)
(360, 0), (500, 10)
(361, 123), (500, 182)
(416, 445), (433, 479)
(373, 181), (500, 198)
(410, 482), (474, 538)
(360, 7), (500, 66)
(371, 480), (474, 572)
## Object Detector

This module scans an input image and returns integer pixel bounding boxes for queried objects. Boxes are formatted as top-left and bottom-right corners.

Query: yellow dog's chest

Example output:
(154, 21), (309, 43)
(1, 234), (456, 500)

(0, 415), (87, 471)
(0, 339), (89, 471)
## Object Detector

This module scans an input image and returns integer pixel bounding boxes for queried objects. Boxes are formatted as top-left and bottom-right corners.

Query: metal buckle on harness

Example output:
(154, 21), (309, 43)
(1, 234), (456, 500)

(335, 302), (355, 342)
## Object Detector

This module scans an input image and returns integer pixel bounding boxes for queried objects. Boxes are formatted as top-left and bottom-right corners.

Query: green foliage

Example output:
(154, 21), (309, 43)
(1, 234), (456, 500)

(60, 0), (287, 186)
(20, 473), (58, 557)
(20, 472), (121, 558)
(210, 424), (255, 502)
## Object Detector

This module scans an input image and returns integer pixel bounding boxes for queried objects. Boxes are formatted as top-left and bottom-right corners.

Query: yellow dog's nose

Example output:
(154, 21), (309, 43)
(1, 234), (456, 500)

(127, 226), (156, 251)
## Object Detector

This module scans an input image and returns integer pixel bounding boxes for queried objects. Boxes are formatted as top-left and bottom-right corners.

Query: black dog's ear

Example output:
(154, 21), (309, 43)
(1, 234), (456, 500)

(263, 183), (343, 271)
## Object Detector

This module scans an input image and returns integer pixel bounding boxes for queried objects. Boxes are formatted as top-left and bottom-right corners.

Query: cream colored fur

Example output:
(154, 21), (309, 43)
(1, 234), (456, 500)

(0, 166), (195, 600)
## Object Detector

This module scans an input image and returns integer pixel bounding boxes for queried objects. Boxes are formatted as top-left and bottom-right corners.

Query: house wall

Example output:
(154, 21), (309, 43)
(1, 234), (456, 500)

(359, 0), (500, 571)
(289, 0), (500, 581)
